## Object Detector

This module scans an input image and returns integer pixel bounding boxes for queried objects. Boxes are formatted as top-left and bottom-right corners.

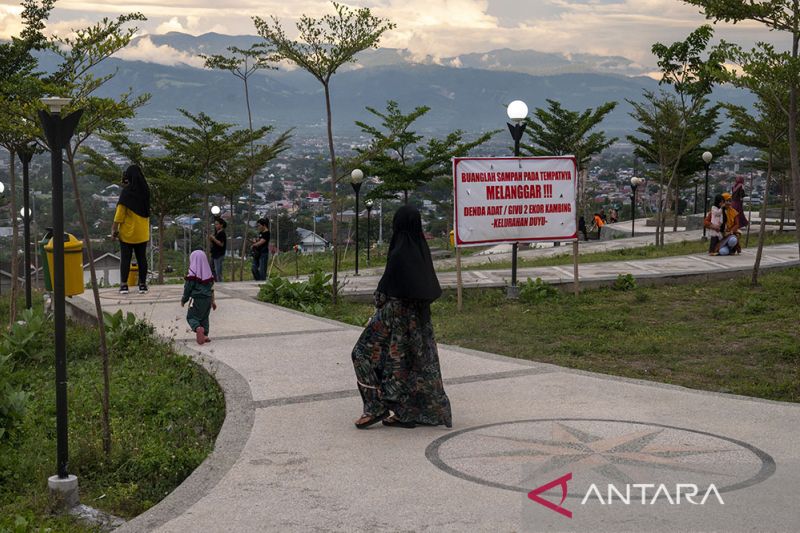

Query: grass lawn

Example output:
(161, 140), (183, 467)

(312, 267), (800, 403)
(0, 296), (225, 531)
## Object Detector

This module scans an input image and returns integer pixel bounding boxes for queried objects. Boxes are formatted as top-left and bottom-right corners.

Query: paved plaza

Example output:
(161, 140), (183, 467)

(68, 243), (800, 532)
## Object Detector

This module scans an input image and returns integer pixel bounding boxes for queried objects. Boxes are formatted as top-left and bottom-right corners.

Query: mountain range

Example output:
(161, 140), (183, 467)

(37, 32), (756, 139)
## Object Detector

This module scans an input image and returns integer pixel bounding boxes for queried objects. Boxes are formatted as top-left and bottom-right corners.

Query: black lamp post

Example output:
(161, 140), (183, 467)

(39, 97), (83, 500)
(350, 169), (363, 275)
(701, 151), (713, 240)
(506, 100), (528, 297)
(18, 145), (35, 309)
(630, 176), (643, 237)
(365, 198), (373, 266)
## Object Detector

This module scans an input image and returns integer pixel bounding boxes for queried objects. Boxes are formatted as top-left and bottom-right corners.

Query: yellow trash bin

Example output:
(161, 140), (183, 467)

(44, 233), (85, 296)
(127, 264), (139, 288)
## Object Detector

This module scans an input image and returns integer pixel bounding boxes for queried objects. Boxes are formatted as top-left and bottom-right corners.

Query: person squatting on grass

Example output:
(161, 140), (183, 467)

(182, 250), (217, 345)
(112, 164), (151, 294)
(705, 193), (741, 256)
(351, 205), (452, 430)
(718, 192), (742, 255)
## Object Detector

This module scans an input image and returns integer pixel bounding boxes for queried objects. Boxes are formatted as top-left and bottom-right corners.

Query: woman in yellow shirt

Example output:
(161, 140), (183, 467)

(111, 165), (151, 294)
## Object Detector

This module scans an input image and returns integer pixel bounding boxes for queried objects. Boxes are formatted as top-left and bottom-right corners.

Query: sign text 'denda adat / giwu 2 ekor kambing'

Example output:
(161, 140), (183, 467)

(453, 157), (578, 246)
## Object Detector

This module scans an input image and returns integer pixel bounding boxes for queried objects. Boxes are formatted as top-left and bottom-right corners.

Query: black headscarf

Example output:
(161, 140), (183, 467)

(118, 164), (150, 218)
(377, 205), (442, 303)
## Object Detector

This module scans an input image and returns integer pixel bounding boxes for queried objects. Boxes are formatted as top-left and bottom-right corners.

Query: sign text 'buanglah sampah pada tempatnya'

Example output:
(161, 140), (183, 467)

(453, 157), (577, 246)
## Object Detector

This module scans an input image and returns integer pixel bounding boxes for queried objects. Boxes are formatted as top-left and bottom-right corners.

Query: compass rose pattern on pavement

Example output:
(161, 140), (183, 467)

(426, 419), (774, 497)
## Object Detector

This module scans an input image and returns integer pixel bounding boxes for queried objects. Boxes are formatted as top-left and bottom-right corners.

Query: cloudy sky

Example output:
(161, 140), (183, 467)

(0, 0), (782, 68)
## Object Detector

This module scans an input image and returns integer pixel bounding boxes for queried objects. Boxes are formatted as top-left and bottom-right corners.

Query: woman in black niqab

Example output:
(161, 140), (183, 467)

(351, 205), (452, 430)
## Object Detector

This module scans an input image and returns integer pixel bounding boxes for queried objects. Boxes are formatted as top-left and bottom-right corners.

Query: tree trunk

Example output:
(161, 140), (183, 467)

(67, 156), (112, 456)
(240, 176), (255, 281)
(745, 174), (755, 247)
(239, 74), (256, 282)
(203, 185), (210, 254)
(229, 193), (235, 282)
(790, 26), (800, 258)
(8, 148), (19, 325)
(752, 155), (772, 287)
(673, 183), (679, 232)
(655, 178), (665, 247)
(324, 82), (339, 304)
(779, 173), (786, 232)
(158, 215), (165, 284)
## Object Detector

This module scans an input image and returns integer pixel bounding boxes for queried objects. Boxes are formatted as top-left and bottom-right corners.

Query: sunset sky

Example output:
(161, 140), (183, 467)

(0, 0), (783, 69)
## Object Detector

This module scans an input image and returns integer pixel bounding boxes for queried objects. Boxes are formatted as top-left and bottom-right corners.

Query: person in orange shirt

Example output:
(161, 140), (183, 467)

(591, 212), (605, 239)
(111, 165), (151, 294)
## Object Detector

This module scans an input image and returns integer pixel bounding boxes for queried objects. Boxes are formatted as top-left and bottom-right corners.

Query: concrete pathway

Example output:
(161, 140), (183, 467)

(352, 227), (794, 277)
(66, 242), (800, 533)
(325, 242), (799, 298)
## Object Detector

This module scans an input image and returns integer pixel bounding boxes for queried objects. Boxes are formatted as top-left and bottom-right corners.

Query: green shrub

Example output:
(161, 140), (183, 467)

(742, 296), (768, 314)
(0, 309), (45, 441)
(0, 354), (29, 441)
(258, 272), (333, 310)
(519, 277), (559, 305)
(1, 308), (48, 364)
(103, 309), (156, 353)
(613, 273), (637, 291)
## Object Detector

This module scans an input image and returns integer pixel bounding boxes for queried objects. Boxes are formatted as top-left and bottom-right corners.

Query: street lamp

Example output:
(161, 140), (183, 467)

(39, 96), (83, 506)
(630, 176), (643, 237)
(506, 100), (528, 297)
(211, 205), (221, 216)
(350, 169), (363, 275)
(702, 151), (713, 240)
(18, 144), (35, 309)
(365, 199), (374, 266)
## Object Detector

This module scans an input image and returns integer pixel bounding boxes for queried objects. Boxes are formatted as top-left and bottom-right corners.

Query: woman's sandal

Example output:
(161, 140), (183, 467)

(355, 411), (389, 429)
(382, 416), (416, 429)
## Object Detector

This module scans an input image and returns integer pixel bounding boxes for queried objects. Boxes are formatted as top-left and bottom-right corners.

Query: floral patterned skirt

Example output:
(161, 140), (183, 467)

(351, 297), (452, 427)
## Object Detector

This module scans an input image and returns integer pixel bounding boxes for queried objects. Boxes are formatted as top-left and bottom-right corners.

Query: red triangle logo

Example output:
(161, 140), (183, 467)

(528, 472), (573, 518)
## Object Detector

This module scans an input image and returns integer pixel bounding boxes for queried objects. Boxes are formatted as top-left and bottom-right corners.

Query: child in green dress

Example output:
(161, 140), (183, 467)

(181, 250), (217, 344)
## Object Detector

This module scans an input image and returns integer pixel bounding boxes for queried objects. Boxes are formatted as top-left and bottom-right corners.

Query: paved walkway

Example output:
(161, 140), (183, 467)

(66, 241), (800, 533)
(309, 241), (799, 298)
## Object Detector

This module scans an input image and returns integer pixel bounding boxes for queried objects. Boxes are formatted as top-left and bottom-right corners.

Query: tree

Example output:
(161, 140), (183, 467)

(201, 44), (278, 280)
(356, 100), (495, 203)
(0, 0), (55, 324)
(727, 102), (787, 285)
(147, 110), (291, 269)
(81, 130), (201, 283)
(628, 93), (729, 230)
(719, 41), (792, 285)
(648, 25), (727, 246)
(43, 11), (149, 456)
(520, 99), (617, 215)
(254, 2), (395, 303)
(628, 91), (685, 225)
(683, 0), (800, 256)
(215, 128), (292, 277)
